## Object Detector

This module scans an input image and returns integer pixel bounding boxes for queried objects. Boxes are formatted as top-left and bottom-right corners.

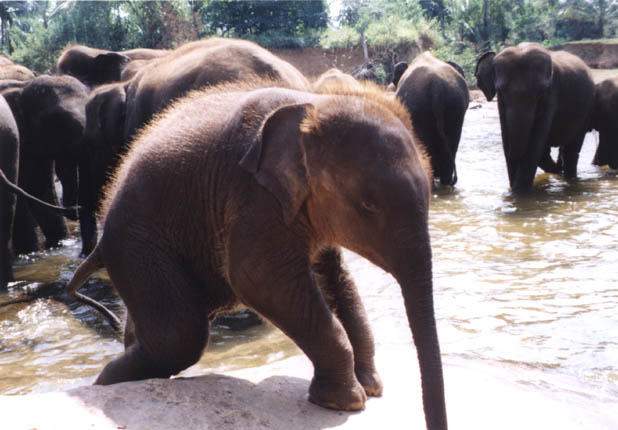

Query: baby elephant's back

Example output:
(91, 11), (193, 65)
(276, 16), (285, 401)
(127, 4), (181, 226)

(100, 86), (311, 228)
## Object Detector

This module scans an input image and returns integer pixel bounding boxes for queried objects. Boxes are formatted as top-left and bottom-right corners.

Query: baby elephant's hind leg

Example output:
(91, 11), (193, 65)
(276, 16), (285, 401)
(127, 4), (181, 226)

(95, 262), (210, 385)
(312, 247), (383, 397)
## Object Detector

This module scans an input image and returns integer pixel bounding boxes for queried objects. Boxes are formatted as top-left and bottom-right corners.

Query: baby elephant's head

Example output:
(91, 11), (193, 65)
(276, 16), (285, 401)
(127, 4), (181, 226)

(241, 92), (432, 276)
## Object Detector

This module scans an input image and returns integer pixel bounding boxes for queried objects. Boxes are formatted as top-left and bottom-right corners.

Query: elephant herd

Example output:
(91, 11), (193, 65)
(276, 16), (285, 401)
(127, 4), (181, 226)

(1, 37), (616, 430)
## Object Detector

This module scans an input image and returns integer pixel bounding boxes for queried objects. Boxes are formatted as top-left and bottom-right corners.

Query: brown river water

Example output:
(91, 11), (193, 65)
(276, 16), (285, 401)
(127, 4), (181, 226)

(1, 99), (617, 422)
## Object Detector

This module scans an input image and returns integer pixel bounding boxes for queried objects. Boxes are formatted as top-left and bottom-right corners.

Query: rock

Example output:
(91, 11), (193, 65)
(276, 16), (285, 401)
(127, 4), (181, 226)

(1, 347), (615, 429)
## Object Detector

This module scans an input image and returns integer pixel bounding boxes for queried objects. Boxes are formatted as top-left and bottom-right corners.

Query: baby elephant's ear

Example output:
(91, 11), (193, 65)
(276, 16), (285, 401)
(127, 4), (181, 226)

(240, 103), (313, 225)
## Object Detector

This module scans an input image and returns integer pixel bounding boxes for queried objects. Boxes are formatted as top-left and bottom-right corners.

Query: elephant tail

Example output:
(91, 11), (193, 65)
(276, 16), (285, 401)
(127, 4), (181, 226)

(433, 104), (458, 186)
(0, 168), (80, 221)
(67, 247), (122, 333)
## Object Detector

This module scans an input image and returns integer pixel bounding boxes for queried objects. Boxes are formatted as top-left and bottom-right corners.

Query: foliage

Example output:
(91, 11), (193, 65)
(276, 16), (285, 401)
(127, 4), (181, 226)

(325, 0), (439, 50)
(2, 0), (618, 77)
(199, 0), (327, 47)
(431, 42), (479, 87)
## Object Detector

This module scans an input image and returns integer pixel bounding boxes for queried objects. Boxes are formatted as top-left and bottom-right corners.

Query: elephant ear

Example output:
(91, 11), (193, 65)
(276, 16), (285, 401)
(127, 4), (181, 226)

(475, 52), (496, 101)
(99, 86), (126, 145)
(392, 62), (408, 87)
(240, 103), (313, 225)
(446, 61), (466, 79)
(1, 87), (25, 130)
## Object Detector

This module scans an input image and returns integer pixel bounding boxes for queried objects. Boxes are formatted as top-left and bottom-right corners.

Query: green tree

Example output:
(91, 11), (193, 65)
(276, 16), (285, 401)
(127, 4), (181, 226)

(123, 0), (199, 49)
(202, 0), (327, 39)
(200, 0), (328, 47)
(0, 1), (33, 54)
(558, 0), (618, 39)
(419, 0), (448, 23)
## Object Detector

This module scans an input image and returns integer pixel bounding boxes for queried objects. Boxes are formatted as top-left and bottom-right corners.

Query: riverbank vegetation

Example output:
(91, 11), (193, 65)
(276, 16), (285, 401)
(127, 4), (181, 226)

(1, 1), (617, 81)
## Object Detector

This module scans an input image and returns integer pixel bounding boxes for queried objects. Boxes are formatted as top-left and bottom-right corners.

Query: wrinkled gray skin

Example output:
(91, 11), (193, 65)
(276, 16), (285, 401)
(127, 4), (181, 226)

(590, 76), (618, 169)
(475, 43), (595, 193)
(395, 52), (469, 186)
(68, 85), (446, 429)
(2, 75), (89, 255)
(56, 44), (169, 87)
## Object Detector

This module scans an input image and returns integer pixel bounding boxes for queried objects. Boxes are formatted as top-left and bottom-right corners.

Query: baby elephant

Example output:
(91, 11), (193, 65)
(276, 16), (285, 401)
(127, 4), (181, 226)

(68, 82), (446, 429)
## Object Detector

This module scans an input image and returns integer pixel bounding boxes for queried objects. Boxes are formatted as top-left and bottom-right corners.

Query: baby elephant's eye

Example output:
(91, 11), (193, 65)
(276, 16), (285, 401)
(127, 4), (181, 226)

(361, 200), (380, 214)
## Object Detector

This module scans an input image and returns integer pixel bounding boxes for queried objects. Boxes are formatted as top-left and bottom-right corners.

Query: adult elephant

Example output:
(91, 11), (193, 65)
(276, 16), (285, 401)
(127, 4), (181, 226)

(124, 37), (311, 141)
(2, 75), (89, 255)
(56, 44), (169, 87)
(68, 82), (446, 429)
(475, 42), (595, 193)
(590, 76), (618, 169)
(395, 52), (469, 186)
(0, 95), (79, 288)
(79, 81), (128, 255)
(77, 38), (311, 256)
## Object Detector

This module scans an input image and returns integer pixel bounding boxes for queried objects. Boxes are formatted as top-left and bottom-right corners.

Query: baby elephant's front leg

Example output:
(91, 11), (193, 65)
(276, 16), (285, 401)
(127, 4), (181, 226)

(228, 230), (366, 410)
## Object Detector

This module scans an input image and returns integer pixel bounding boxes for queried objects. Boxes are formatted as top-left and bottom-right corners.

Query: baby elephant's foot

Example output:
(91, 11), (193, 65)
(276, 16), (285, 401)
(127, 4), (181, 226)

(356, 367), (383, 397)
(308, 376), (367, 411)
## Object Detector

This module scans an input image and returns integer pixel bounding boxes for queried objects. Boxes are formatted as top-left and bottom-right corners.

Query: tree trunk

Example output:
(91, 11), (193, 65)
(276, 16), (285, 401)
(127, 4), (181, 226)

(361, 33), (369, 64)
(482, 0), (489, 45)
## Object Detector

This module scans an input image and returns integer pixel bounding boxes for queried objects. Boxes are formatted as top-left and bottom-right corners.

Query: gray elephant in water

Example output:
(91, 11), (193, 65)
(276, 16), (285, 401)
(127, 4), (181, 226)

(69, 82), (447, 429)
(394, 52), (469, 186)
(0, 95), (78, 288)
(590, 76), (618, 169)
(2, 74), (89, 255)
(475, 42), (595, 193)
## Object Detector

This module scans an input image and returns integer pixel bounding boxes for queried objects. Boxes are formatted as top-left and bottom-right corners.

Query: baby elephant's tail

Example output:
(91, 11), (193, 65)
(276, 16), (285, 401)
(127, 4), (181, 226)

(67, 247), (122, 332)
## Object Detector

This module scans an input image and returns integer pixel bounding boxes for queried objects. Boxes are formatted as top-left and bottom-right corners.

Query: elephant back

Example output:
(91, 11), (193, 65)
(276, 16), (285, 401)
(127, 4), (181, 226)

(124, 38), (310, 142)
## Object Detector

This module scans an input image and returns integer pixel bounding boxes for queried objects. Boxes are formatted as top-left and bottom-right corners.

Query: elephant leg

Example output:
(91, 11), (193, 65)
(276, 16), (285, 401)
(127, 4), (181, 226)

(538, 146), (561, 173)
(561, 131), (587, 179)
(228, 225), (366, 411)
(20, 158), (68, 248)
(96, 250), (211, 385)
(312, 246), (382, 397)
(610, 141), (618, 170)
(0, 189), (15, 288)
(592, 133), (609, 166)
(78, 159), (98, 256)
(54, 159), (78, 207)
(512, 161), (537, 193)
(12, 197), (39, 255)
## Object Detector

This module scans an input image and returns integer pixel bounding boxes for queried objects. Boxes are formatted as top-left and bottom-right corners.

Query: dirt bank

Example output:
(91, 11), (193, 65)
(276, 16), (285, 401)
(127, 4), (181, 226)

(554, 41), (618, 68)
(272, 41), (430, 80)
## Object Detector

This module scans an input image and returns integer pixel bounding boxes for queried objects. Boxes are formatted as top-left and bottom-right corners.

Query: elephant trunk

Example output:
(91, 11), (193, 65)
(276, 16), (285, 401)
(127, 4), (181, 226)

(393, 237), (447, 430)
(504, 105), (535, 162)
